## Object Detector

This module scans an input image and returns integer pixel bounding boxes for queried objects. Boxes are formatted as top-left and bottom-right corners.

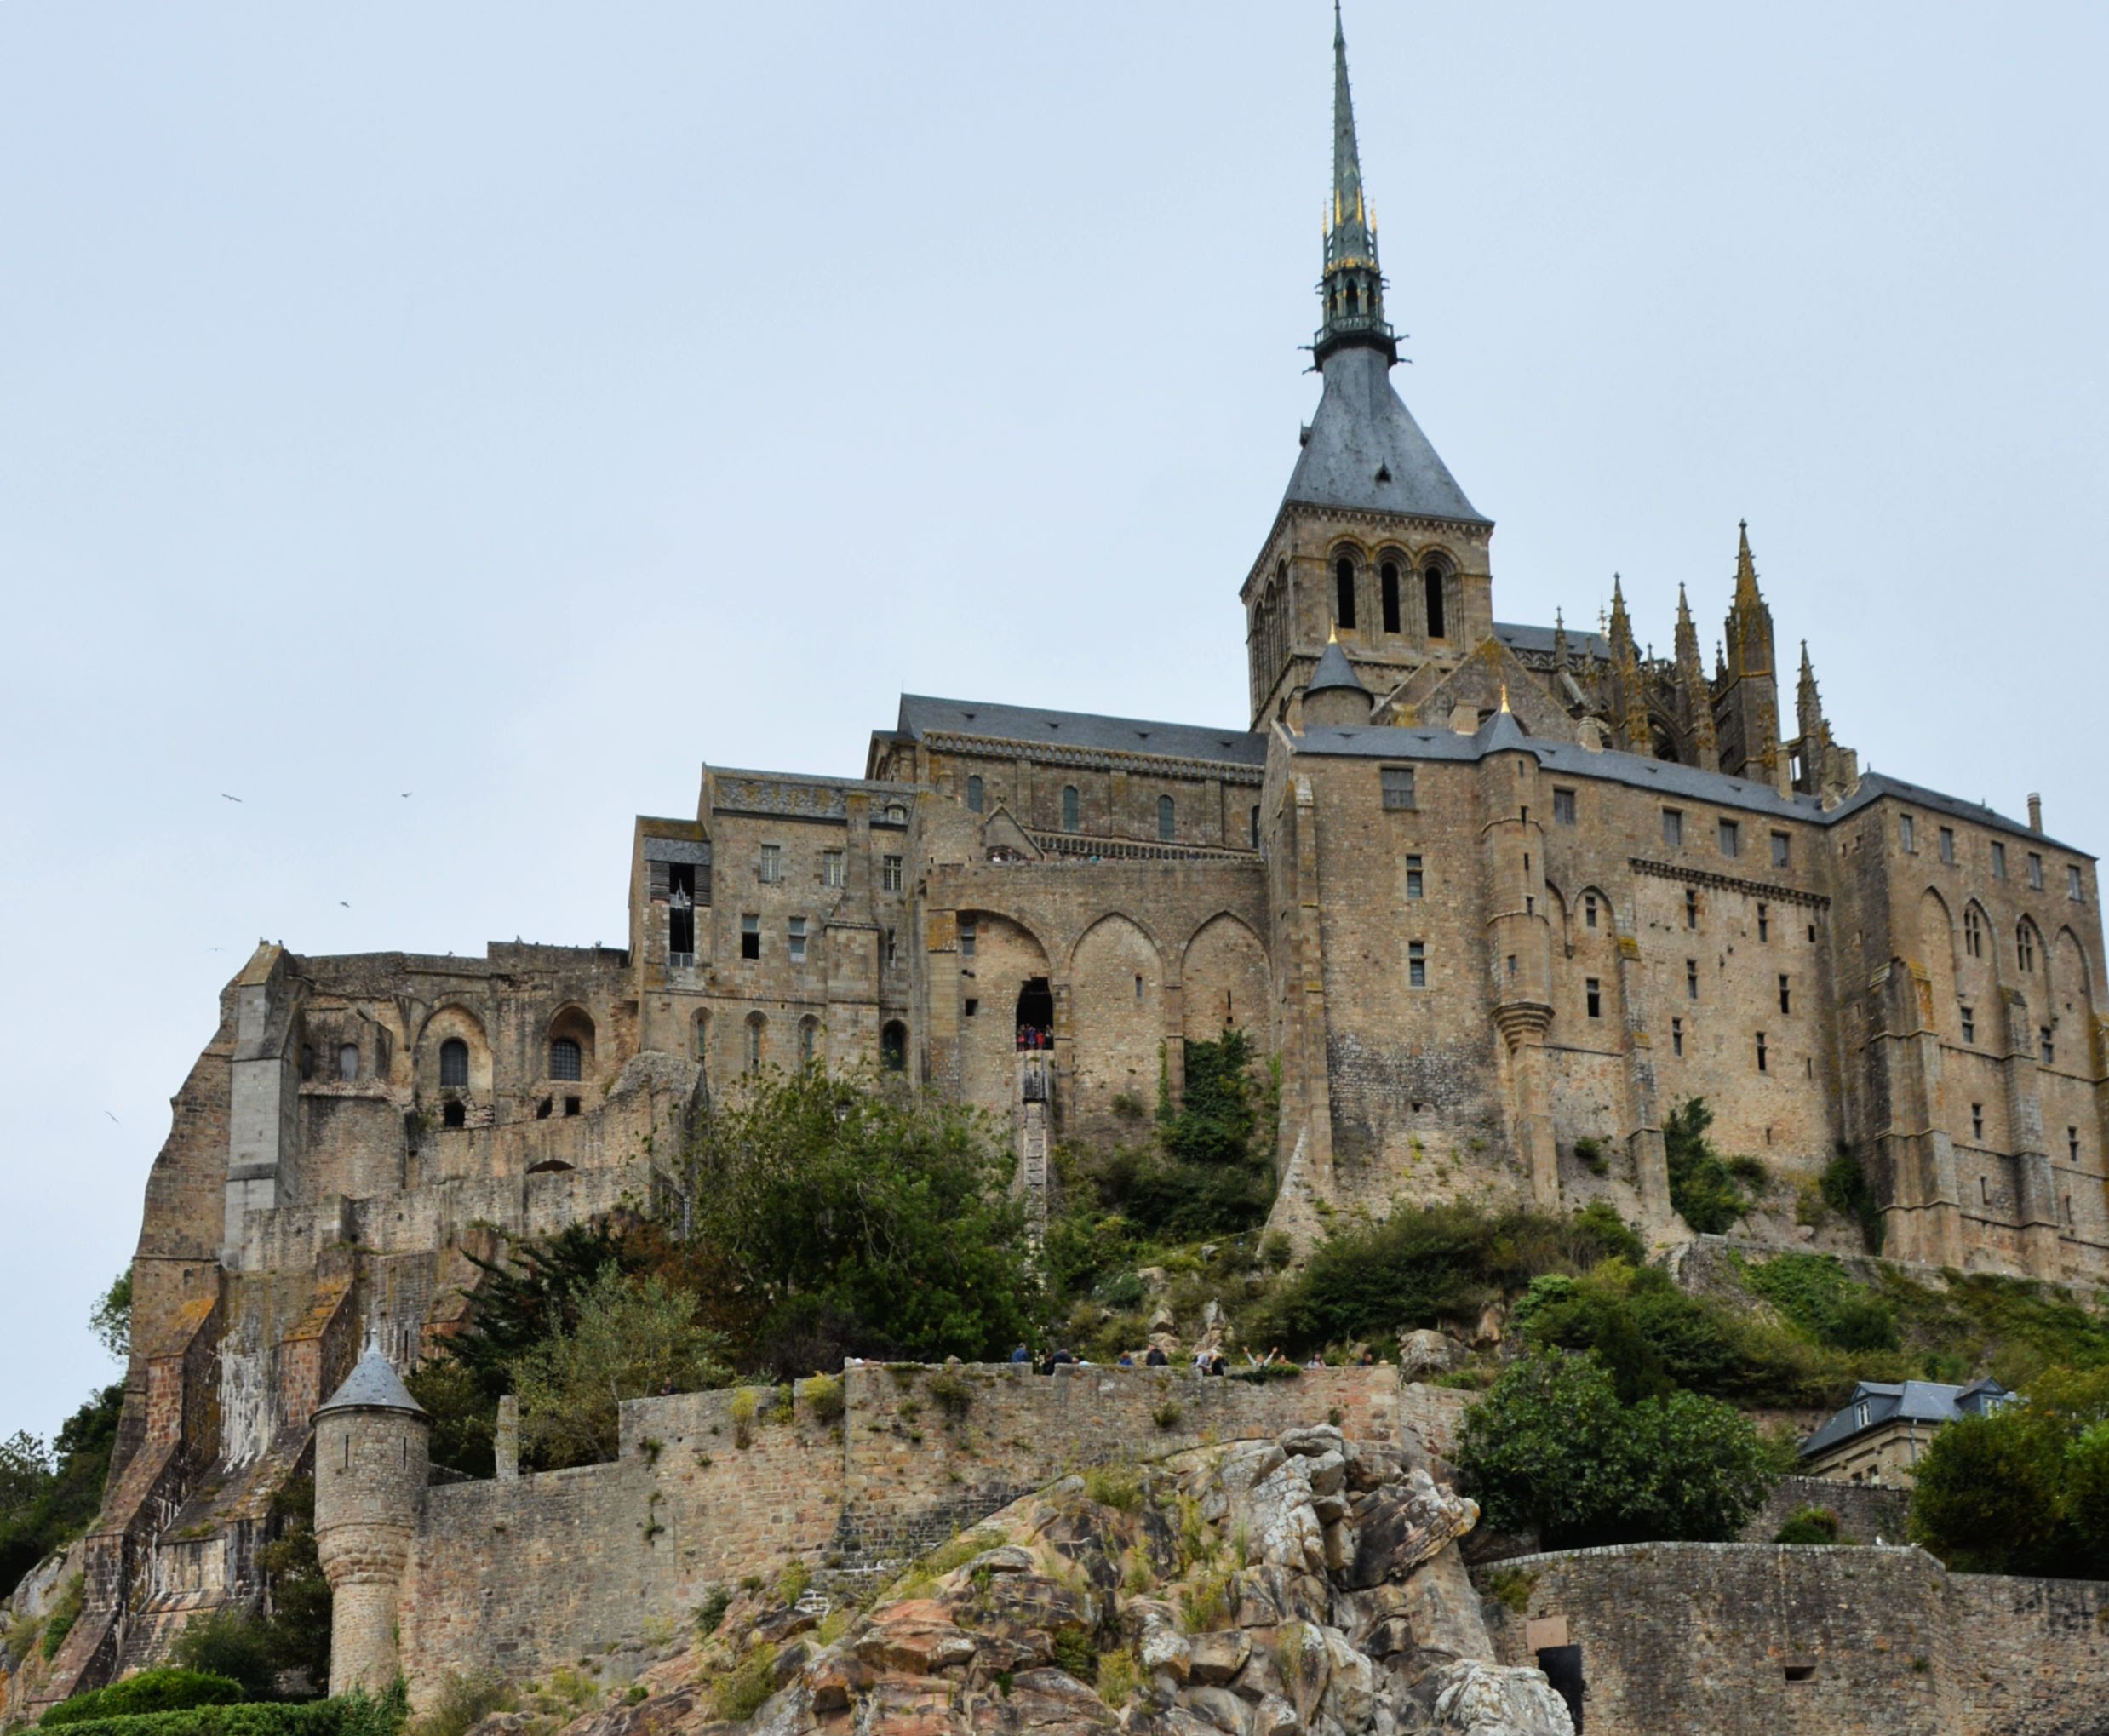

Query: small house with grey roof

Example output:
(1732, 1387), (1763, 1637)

(1801, 1378), (2013, 1485)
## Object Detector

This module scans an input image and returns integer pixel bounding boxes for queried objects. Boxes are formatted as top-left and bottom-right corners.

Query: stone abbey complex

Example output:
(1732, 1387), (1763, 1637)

(20, 10), (2109, 1733)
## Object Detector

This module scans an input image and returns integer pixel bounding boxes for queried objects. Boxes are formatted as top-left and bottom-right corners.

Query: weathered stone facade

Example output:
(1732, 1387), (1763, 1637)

(1483, 1540), (2109, 1735)
(28, 9), (2109, 1722)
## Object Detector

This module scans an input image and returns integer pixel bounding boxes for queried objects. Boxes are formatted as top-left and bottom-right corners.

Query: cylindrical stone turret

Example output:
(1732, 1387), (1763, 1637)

(312, 1347), (429, 1697)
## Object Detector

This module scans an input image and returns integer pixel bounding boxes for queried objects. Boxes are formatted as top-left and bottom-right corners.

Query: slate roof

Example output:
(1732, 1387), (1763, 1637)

(1801, 1378), (2009, 1459)
(1292, 719), (2084, 854)
(1494, 622), (1612, 663)
(1305, 639), (1369, 696)
(314, 1346), (427, 1418)
(895, 695), (1266, 768)
(1282, 346), (1488, 525)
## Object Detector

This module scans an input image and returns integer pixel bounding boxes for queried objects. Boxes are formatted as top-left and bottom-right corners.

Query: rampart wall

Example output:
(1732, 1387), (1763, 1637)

(398, 1362), (1399, 1690)
(1482, 1541), (2109, 1736)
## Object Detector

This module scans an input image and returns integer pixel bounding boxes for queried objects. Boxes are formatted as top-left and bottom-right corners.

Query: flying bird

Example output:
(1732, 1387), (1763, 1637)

(339, 901), (351, 908)
(401, 792), (413, 798)
(221, 793), (243, 803)
(104, 1110), (119, 1124)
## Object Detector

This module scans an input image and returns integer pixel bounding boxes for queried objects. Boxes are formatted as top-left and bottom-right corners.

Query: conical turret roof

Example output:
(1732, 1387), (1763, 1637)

(1306, 634), (1369, 696)
(315, 1346), (426, 1419)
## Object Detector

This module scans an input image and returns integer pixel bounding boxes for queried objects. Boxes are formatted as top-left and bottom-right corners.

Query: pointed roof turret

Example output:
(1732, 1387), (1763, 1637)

(315, 1345), (427, 1421)
(1281, 7), (1487, 527)
(1674, 583), (1699, 666)
(1607, 576), (1634, 652)
(1306, 632), (1370, 697)
(1552, 608), (1569, 673)
(1797, 639), (1827, 749)
(1724, 520), (1775, 679)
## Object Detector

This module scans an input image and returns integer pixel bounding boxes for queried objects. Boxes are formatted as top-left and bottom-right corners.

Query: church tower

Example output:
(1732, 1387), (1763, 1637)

(1242, 5), (1494, 730)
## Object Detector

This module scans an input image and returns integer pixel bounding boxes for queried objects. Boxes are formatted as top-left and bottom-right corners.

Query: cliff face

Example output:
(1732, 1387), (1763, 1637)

(513, 1422), (1573, 1736)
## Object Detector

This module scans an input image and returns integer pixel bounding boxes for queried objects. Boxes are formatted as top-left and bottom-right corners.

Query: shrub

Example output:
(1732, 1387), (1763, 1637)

(169, 1611), (277, 1701)
(1151, 1400), (1183, 1430)
(1738, 1253), (1900, 1354)
(1773, 1506), (1841, 1545)
(1481, 1566), (1538, 1615)
(1258, 1201), (1645, 1353)
(776, 1559), (812, 1606)
(796, 1374), (845, 1424)
(1050, 1628), (1097, 1681)
(1259, 1231), (1295, 1272)
(46, 1672), (247, 1727)
(1665, 1099), (1756, 1235)
(38, 1704), (363, 1736)
(1081, 1464), (1143, 1513)
(713, 1647), (778, 1722)
(40, 1571), (83, 1659)
(1457, 1349), (1775, 1549)
(926, 1372), (973, 1420)
(1095, 1648), (1142, 1709)
(1573, 1137), (1608, 1177)
(405, 1675), (513, 1736)
(729, 1388), (759, 1449)
(1820, 1147), (1885, 1252)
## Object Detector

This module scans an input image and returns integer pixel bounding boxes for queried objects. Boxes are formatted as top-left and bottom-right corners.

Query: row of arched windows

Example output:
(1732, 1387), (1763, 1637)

(1336, 553), (1447, 639)
(1962, 903), (2051, 977)
(1249, 552), (1458, 697)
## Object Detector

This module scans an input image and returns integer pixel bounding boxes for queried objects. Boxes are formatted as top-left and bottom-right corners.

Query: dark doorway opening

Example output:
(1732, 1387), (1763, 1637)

(1016, 977), (1053, 1051)
(1537, 1646), (1583, 1731)
(880, 1020), (908, 1073)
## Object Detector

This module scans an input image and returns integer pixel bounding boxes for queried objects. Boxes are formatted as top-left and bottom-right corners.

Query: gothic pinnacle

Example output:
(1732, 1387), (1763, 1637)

(1314, 3), (1395, 366)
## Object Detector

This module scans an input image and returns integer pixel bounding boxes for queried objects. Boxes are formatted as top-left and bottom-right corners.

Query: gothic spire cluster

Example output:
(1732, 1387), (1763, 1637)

(1315, 2), (1396, 366)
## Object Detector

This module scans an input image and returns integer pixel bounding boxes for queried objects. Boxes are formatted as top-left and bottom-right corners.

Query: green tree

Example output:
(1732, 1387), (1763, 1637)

(1457, 1349), (1775, 1548)
(0, 1382), (123, 1599)
(679, 1067), (1044, 1373)
(89, 1270), (134, 1362)
(1664, 1098), (1762, 1235)
(511, 1268), (732, 1469)
(1909, 1369), (2109, 1577)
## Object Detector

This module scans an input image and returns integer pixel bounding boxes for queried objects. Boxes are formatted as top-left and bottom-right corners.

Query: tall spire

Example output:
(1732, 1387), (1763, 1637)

(1315, 3), (1395, 366)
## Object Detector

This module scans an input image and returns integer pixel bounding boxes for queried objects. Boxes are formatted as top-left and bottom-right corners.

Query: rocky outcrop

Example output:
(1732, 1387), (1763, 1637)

(521, 1424), (1569, 1736)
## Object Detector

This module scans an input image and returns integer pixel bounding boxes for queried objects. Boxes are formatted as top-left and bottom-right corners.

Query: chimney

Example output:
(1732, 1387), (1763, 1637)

(2028, 793), (2043, 834)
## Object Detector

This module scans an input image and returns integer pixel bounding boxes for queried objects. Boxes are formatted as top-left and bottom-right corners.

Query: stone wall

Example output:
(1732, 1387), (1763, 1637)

(394, 1362), (1399, 1693)
(1741, 1474), (1910, 1546)
(1481, 1540), (2109, 1736)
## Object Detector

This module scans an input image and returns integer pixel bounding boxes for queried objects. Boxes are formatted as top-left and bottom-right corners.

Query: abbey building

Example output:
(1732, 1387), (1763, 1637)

(38, 10), (2105, 1709)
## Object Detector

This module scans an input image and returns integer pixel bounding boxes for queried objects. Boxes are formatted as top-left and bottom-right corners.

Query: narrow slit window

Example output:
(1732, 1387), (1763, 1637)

(1757, 902), (1770, 942)
(1779, 974), (1791, 1015)
(1585, 978), (1602, 1019)
(2041, 1027), (2055, 1066)
(2029, 851), (2045, 891)
(1687, 959), (1699, 1000)
(1334, 557), (1357, 629)
(1406, 853), (1424, 899)
(1756, 1031), (1768, 1072)
(1423, 566), (1446, 638)
(1962, 1005), (1975, 1044)
(1992, 840), (2008, 879)
(1972, 1103), (1985, 1141)
(1408, 941), (1427, 988)
(960, 917), (976, 957)
(1158, 794), (1175, 841)
(1380, 562), (1401, 633)
(1061, 786), (1080, 833)
(966, 774), (984, 813)
(1686, 889), (1699, 930)
(1900, 815), (1916, 854)
(1585, 893), (1598, 930)
(1671, 1016), (1684, 1057)
(1940, 826), (1956, 864)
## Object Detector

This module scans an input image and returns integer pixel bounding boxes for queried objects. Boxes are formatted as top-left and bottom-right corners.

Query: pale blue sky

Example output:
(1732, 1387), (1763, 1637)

(3, 3), (2106, 1441)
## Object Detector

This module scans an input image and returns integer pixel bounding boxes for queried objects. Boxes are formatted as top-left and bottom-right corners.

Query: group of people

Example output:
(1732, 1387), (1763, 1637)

(1015, 1025), (1053, 1051)
(1008, 1342), (1378, 1373)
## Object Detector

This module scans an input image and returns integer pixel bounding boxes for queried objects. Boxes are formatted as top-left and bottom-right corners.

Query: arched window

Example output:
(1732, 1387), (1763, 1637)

(1334, 557), (1356, 629)
(799, 1015), (820, 1068)
(337, 1043), (358, 1082)
(1424, 566), (1447, 639)
(549, 1037), (582, 1081)
(745, 1014), (765, 1074)
(966, 774), (984, 813)
(1380, 562), (1401, 634)
(438, 1039), (469, 1088)
(1158, 794), (1175, 841)
(1964, 906), (1984, 959)
(2019, 923), (2038, 973)
(880, 1020), (908, 1073)
(1062, 786), (1080, 833)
